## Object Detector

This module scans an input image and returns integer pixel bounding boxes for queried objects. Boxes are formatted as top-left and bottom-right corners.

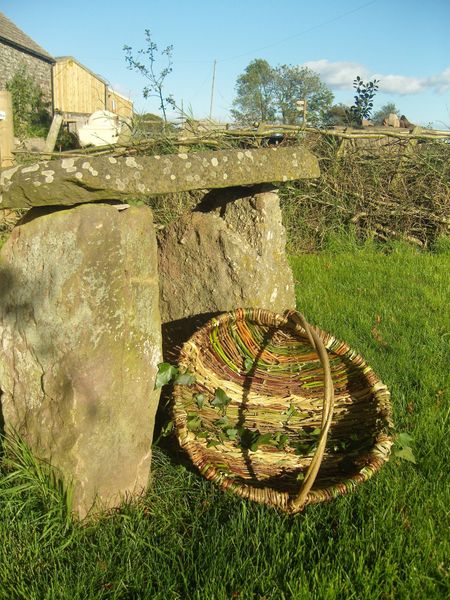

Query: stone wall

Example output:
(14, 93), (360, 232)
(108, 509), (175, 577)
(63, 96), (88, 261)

(0, 41), (53, 106)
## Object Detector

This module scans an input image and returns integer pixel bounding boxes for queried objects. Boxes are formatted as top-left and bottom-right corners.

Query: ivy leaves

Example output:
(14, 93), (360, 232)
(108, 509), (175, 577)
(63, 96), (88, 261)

(211, 388), (232, 413)
(213, 416), (238, 443)
(194, 393), (205, 409)
(156, 364), (414, 469)
(294, 427), (321, 455)
(154, 362), (196, 389)
(155, 363), (178, 388)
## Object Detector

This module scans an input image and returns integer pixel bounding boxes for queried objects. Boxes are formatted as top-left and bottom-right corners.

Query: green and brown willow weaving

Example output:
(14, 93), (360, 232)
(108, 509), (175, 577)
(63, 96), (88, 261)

(173, 308), (393, 513)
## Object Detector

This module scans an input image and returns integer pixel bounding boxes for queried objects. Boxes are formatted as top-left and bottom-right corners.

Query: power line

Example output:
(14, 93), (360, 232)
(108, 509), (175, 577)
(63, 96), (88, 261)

(217, 0), (378, 63)
(86, 1), (377, 67)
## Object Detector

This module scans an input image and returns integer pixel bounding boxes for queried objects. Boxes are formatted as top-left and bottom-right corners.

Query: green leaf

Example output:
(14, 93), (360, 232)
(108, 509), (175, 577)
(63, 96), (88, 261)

(155, 362), (178, 388)
(244, 357), (253, 372)
(206, 439), (221, 448)
(186, 415), (202, 432)
(396, 432), (414, 447)
(160, 420), (173, 438)
(295, 442), (309, 455)
(239, 428), (260, 450)
(250, 432), (273, 452)
(259, 433), (274, 445)
(284, 404), (298, 422)
(211, 388), (232, 411)
(174, 371), (196, 385)
(194, 394), (205, 409)
(214, 416), (230, 429)
(225, 428), (238, 440)
(393, 431), (416, 463)
(310, 428), (322, 437)
(273, 432), (289, 449)
(394, 446), (417, 464)
(295, 441), (318, 455)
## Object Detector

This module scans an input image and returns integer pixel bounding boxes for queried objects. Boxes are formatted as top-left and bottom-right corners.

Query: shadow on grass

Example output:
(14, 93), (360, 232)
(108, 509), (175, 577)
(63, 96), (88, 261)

(0, 391), (4, 459)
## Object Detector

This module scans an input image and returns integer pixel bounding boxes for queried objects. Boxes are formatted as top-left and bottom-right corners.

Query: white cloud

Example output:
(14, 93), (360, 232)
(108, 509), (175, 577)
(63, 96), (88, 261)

(302, 59), (450, 96)
(372, 74), (425, 94)
(303, 59), (369, 89)
(427, 67), (450, 94)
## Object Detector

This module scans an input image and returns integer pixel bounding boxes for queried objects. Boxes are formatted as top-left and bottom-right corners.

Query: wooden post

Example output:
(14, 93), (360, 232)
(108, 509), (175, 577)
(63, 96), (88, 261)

(44, 113), (64, 157)
(336, 137), (347, 157)
(391, 126), (422, 186)
(0, 91), (15, 168)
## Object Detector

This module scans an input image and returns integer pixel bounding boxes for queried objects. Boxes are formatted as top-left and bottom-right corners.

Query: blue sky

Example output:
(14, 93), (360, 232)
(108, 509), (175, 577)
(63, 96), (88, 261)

(2, 0), (450, 127)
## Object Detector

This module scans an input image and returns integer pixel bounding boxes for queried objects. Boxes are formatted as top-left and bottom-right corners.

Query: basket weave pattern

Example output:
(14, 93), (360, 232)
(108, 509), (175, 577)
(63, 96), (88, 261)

(173, 308), (393, 513)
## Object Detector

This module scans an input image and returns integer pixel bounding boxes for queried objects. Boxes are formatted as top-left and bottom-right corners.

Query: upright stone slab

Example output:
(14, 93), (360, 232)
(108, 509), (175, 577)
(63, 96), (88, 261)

(158, 185), (296, 350)
(0, 203), (162, 518)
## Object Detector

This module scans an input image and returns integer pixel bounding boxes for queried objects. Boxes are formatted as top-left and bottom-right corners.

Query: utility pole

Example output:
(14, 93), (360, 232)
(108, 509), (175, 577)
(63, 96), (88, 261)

(209, 59), (217, 120)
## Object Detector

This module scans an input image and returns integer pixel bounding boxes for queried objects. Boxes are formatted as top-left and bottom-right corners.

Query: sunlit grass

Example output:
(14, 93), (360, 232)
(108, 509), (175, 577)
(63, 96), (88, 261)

(1, 240), (448, 599)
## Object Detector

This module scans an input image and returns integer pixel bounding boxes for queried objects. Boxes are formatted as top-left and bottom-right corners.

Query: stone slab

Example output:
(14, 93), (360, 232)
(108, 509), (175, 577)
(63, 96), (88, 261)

(0, 146), (320, 209)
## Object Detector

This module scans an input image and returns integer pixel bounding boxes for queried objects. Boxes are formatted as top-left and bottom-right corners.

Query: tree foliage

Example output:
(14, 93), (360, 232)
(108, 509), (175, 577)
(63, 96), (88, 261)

(230, 59), (276, 125)
(324, 103), (352, 127)
(231, 59), (334, 126)
(6, 65), (51, 138)
(273, 65), (334, 126)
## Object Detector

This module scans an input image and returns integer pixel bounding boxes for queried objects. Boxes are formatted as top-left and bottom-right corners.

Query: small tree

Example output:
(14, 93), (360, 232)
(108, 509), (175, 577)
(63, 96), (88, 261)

(348, 76), (379, 126)
(6, 65), (51, 138)
(124, 30), (175, 125)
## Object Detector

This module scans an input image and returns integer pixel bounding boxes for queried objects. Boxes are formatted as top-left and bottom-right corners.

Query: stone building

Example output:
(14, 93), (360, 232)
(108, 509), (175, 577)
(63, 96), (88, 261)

(0, 11), (55, 107)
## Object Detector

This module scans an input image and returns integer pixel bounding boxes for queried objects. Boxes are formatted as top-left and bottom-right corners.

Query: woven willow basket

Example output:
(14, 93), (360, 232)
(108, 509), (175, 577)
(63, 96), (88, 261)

(173, 308), (393, 513)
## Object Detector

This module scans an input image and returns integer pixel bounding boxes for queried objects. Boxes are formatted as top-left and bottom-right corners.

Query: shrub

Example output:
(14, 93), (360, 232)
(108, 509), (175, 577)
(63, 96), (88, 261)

(5, 65), (51, 138)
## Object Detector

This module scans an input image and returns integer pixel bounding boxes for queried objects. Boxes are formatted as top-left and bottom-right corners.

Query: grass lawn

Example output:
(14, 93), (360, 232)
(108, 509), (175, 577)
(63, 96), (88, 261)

(1, 241), (449, 600)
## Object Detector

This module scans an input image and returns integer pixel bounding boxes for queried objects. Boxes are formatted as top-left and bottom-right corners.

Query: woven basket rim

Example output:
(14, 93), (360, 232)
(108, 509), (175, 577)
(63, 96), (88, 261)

(172, 308), (393, 513)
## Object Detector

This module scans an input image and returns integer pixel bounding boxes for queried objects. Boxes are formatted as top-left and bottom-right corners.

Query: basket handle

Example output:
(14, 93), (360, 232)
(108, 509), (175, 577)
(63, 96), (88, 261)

(286, 311), (335, 512)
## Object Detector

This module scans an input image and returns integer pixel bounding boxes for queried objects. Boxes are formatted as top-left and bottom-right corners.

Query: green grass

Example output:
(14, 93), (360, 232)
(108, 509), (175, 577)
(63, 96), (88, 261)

(1, 241), (449, 599)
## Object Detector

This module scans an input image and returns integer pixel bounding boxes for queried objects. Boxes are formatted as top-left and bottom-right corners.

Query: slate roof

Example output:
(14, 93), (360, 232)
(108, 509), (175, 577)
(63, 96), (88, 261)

(0, 11), (55, 62)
